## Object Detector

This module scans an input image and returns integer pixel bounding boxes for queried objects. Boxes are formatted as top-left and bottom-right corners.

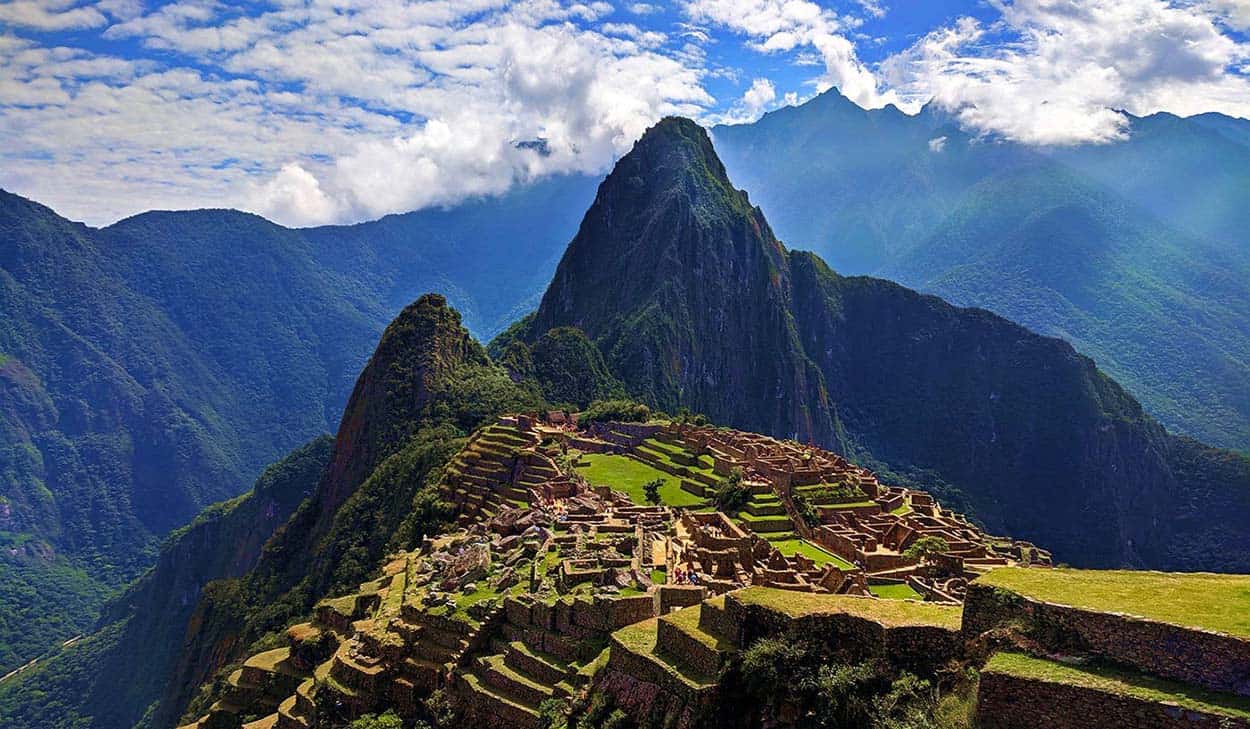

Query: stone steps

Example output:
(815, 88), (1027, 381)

(736, 512), (794, 533)
(456, 671), (541, 729)
(479, 654), (554, 707)
(656, 606), (735, 679)
(744, 499), (787, 517)
(243, 713), (280, 729)
(504, 640), (574, 686)
(275, 695), (310, 729)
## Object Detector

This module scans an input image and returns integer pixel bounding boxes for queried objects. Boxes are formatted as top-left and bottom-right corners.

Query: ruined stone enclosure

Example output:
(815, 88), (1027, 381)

(175, 414), (1062, 729)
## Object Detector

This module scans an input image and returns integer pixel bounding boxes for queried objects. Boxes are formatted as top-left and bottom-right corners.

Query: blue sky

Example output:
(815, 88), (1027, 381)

(2, 0), (1249, 227)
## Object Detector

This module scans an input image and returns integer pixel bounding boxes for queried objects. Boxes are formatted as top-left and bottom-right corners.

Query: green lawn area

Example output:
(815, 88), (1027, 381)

(638, 439), (717, 476)
(769, 538), (855, 570)
(734, 587), (962, 629)
(574, 453), (706, 506)
(978, 568), (1250, 638)
(869, 583), (924, 600)
(985, 652), (1250, 720)
(651, 567), (667, 584)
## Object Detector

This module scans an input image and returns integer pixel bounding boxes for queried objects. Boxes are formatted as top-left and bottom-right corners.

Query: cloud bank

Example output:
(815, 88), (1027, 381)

(1, 0), (1249, 225)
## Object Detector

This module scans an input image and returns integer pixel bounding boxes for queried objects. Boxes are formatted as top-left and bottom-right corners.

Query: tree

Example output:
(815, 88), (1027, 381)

(714, 468), (750, 514)
(350, 711), (405, 729)
(642, 478), (664, 506)
(794, 492), (819, 528)
(903, 536), (950, 563)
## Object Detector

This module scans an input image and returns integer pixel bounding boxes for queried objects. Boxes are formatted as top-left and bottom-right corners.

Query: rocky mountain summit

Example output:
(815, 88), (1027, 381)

(508, 117), (1250, 572)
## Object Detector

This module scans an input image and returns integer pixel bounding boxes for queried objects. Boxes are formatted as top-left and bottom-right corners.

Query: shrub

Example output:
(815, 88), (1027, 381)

(903, 536), (949, 563)
(643, 478), (663, 505)
(713, 468), (750, 514)
(581, 399), (652, 424)
(794, 492), (819, 527)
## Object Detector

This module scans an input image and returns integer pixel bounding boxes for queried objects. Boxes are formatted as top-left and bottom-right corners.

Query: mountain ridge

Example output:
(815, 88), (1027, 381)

(518, 115), (1250, 571)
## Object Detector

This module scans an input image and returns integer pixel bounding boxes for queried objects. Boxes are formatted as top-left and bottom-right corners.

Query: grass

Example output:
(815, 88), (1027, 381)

(977, 568), (1250, 638)
(612, 619), (717, 688)
(651, 568), (667, 584)
(869, 583), (924, 600)
(661, 607), (732, 651)
(640, 438), (716, 474)
(734, 587), (962, 630)
(769, 538), (855, 570)
(985, 652), (1250, 720)
(574, 453), (705, 506)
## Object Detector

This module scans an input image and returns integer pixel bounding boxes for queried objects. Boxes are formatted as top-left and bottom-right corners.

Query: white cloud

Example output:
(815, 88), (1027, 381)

(1204, 0), (1250, 30)
(682, 0), (897, 109)
(928, 135), (947, 152)
(880, 0), (1250, 145)
(0, 0), (106, 30)
(252, 163), (339, 227)
(1, 1), (715, 226)
(628, 2), (661, 14)
(742, 76), (775, 112)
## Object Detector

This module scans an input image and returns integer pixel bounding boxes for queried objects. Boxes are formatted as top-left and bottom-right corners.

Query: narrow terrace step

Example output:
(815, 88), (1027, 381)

(505, 641), (573, 686)
(457, 672), (541, 728)
(480, 654), (555, 707)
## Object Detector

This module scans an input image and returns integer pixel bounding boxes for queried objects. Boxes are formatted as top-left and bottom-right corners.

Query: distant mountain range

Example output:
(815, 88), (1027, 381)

(0, 176), (593, 674)
(711, 90), (1250, 451)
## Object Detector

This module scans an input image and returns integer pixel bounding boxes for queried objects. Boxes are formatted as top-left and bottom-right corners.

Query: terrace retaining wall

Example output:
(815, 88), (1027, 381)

(976, 669), (1250, 729)
(963, 584), (1250, 697)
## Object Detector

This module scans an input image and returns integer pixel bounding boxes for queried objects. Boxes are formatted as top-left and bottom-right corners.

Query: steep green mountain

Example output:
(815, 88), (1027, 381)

(711, 92), (1250, 450)
(881, 164), (1250, 451)
(0, 293), (541, 729)
(517, 119), (837, 445)
(515, 117), (1250, 572)
(0, 176), (593, 673)
(0, 435), (330, 729)
(152, 294), (540, 729)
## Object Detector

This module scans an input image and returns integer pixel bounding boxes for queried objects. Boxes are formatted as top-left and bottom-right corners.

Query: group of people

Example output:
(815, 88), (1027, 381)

(670, 565), (701, 585)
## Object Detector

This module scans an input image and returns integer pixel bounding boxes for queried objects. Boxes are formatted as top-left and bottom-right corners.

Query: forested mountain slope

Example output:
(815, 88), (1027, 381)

(712, 91), (1250, 450)
(516, 117), (1250, 572)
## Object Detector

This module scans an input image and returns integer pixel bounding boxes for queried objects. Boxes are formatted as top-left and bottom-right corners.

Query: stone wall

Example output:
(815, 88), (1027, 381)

(963, 584), (1250, 697)
(657, 585), (707, 614)
(976, 670), (1250, 729)
(723, 594), (962, 676)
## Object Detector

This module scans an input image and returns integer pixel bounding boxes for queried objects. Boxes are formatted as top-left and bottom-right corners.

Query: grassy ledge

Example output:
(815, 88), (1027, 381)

(977, 568), (1250, 638)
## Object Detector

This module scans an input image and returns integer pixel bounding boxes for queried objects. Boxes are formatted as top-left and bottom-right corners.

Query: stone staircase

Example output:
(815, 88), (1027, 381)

(442, 422), (539, 523)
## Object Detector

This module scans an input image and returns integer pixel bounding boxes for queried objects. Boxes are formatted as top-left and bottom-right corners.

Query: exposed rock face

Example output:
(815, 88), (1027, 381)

(527, 117), (838, 447)
(318, 293), (486, 523)
(518, 117), (1250, 572)
(151, 294), (537, 728)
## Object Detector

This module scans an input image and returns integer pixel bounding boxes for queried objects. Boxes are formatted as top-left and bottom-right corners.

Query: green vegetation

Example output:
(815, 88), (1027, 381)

(868, 584), (924, 601)
(350, 710), (406, 728)
(768, 539), (855, 571)
(574, 454), (704, 507)
(530, 327), (626, 408)
(985, 652), (1250, 720)
(793, 492), (820, 527)
(714, 88), (1250, 452)
(713, 468), (750, 514)
(736, 636), (971, 728)
(977, 568), (1250, 638)
(903, 537), (949, 563)
(579, 399), (653, 424)
(642, 478), (663, 506)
